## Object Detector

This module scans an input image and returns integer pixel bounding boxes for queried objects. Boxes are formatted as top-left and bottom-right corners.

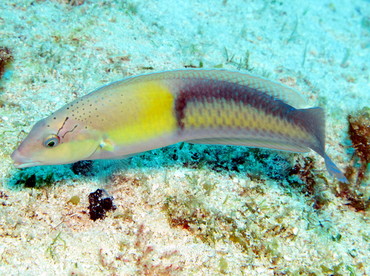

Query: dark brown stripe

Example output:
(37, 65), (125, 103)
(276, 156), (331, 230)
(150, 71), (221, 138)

(175, 79), (295, 129)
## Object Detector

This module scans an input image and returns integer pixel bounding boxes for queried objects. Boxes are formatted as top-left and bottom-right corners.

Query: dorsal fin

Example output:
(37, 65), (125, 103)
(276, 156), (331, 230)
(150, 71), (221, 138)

(117, 69), (309, 109)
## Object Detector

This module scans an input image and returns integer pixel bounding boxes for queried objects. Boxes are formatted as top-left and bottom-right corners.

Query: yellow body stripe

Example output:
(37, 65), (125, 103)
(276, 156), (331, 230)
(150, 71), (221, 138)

(182, 99), (311, 141)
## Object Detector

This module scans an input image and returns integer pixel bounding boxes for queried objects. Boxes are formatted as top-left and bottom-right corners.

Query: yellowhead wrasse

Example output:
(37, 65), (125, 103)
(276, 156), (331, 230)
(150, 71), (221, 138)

(11, 69), (348, 182)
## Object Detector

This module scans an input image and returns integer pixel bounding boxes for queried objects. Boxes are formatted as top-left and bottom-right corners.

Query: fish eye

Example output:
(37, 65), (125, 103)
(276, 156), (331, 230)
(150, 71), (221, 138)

(43, 135), (60, 148)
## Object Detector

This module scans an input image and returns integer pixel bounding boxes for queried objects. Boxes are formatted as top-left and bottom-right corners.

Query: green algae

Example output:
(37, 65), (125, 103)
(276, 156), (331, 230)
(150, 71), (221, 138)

(67, 195), (80, 205)
(46, 232), (66, 260)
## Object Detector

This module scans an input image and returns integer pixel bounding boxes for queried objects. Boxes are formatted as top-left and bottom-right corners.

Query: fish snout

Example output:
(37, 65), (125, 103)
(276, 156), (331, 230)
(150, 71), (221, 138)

(11, 148), (41, 168)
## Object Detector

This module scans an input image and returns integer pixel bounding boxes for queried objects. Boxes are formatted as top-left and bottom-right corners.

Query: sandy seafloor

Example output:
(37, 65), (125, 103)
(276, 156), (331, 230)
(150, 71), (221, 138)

(0, 0), (369, 275)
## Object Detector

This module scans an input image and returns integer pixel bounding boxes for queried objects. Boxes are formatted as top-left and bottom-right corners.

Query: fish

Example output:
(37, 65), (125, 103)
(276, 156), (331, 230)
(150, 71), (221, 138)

(11, 69), (348, 182)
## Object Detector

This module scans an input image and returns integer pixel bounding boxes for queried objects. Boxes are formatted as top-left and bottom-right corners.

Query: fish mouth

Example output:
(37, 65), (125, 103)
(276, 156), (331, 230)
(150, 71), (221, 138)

(13, 161), (42, 169)
(11, 149), (42, 168)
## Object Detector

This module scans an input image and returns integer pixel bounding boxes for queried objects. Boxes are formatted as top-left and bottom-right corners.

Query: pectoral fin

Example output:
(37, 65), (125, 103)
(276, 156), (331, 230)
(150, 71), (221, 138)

(100, 138), (115, 152)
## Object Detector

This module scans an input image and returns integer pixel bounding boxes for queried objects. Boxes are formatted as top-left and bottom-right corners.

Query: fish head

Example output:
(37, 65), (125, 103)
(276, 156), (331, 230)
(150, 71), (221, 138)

(11, 114), (102, 168)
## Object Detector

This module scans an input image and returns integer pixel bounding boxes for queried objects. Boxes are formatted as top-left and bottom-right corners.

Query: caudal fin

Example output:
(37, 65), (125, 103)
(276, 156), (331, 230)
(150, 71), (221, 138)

(290, 107), (326, 151)
(291, 107), (348, 183)
(324, 154), (349, 183)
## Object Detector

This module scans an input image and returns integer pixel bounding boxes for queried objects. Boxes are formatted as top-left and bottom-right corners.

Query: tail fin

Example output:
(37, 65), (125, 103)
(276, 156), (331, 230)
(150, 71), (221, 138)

(324, 154), (349, 183)
(291, 107), (348, 183)
(291, 107), (326, 152)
